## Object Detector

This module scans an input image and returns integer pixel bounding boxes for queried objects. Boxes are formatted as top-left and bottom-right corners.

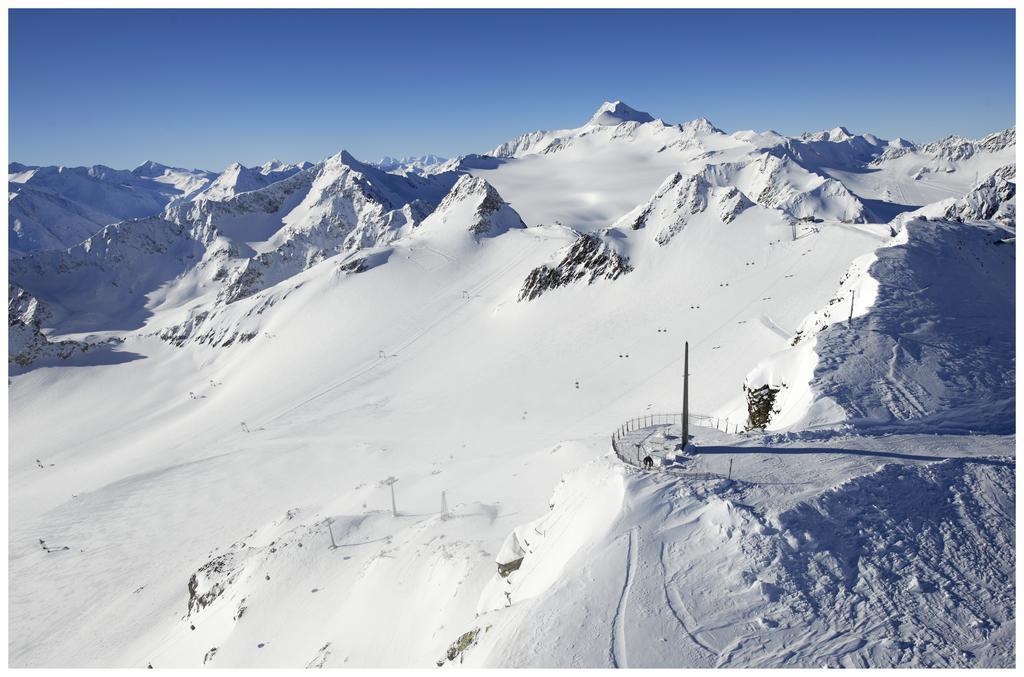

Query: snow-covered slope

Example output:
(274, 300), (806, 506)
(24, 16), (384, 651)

(8, 102), (1016, 668)
(464, 450), (1014, 668)
(741, 168), (1016, 434)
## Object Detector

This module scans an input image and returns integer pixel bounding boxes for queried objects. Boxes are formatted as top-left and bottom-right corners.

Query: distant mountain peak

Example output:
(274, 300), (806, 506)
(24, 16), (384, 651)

(588, 101), (655, 127)
(801, 126), (855, 143)
(132, 160), (169, 176)
(830, 126), (853, 141)
(680, 117), (722, 136)
(374, 154), (448, 175)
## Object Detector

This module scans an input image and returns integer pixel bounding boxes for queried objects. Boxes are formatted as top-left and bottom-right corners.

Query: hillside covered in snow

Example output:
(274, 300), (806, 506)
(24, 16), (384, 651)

(8, 102), (1016, 668)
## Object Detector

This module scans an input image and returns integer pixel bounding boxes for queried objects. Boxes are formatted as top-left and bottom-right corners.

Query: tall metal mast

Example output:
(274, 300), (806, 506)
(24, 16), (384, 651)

(682, 341), (689, 450)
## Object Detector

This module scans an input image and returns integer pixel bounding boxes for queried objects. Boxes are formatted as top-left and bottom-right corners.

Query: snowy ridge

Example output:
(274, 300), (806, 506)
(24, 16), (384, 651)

(193, 161), (309, 202)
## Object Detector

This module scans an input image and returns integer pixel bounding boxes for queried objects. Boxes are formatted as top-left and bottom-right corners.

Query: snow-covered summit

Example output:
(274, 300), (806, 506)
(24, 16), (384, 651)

(422, 174), (526, 238)
(587, 100), (656, 126)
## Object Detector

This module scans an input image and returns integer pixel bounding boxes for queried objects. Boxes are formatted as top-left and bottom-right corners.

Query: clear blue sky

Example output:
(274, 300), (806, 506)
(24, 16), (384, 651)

(9, 8), (1016, 171)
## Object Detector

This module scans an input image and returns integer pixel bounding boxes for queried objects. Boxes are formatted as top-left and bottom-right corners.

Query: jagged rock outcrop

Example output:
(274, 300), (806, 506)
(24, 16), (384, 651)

(745, 383), (781, 430)
(942, 166), (1015, 226)
(518, 233), (632, 302)
(9, 285), (88, 367)
(187, 552), (242, 617)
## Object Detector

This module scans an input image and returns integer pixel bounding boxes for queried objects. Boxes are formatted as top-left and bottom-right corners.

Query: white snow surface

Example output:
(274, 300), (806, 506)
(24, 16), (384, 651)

(8, 102), (1016, 668)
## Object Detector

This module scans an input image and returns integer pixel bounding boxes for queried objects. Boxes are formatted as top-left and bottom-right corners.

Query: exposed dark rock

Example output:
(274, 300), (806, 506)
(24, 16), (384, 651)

(9, 285), (90, 367)
(437, 627), (488, 666)
(942, 167), (1015, 227)
(497, 557), (524, 578)
(518, 234), (632, 302)
(186, 552), (240, 617)
(745, 383), (781, 430)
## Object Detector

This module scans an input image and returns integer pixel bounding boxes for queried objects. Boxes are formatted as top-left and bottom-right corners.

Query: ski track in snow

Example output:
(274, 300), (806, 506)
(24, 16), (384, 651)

(610, 526), (639, 668)
(758, 314), (790, 340)
(659, 541), (718, 659)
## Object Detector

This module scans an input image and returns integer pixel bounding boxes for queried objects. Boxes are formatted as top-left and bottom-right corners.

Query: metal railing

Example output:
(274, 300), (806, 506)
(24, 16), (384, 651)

(611, 412), (744, 467)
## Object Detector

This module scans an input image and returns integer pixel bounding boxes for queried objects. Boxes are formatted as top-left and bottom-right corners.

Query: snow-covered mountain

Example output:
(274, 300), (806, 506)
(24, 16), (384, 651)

(8, 161), (217, 255)
(191, 160), (312, 202)
(8, 101), (1016, 669)
(374, 154), (448, 175)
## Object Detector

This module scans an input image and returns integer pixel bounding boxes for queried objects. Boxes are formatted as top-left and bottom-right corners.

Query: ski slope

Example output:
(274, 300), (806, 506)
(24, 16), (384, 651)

(8, 102), (1016, 667)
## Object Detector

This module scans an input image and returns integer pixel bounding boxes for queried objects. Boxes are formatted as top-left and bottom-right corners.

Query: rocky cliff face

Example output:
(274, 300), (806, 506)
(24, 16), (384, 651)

(942, 166), (1015, 226)
(518, 233), (632, 302)
(8, 285), (88, 367)
(744, 383), (781, 430)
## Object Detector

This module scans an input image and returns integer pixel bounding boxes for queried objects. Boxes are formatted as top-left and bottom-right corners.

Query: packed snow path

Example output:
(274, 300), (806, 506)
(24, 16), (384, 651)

(465, 431), (1015, 668)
